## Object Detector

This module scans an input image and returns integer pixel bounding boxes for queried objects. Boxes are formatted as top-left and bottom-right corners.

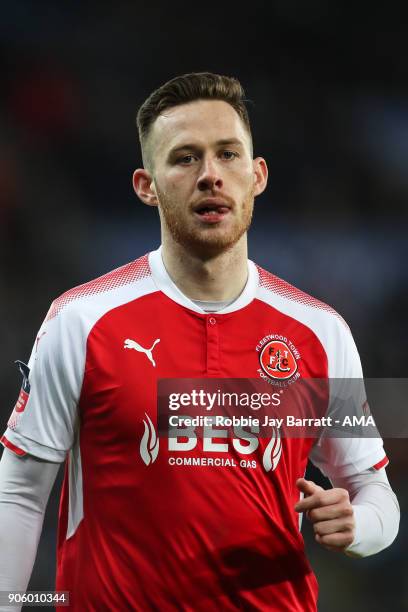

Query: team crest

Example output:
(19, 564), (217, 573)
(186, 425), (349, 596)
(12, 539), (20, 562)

(256, 335), (301, 386)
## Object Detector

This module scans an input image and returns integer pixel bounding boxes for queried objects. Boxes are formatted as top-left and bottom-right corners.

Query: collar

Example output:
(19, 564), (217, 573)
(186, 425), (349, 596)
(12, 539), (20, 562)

(148, 246), (258, 314)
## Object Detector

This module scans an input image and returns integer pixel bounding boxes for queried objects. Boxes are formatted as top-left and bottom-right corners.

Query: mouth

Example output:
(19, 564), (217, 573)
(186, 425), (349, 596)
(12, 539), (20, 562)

(193, 199), (232, 223)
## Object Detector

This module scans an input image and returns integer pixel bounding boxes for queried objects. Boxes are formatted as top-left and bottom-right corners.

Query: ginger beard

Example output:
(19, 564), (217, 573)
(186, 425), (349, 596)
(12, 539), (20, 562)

(155, 182), (255, 258)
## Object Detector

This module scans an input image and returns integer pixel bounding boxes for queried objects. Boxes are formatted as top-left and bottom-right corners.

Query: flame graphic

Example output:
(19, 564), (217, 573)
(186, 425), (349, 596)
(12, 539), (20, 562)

(262, 428), (282, 472)
(140, 413), (159, 465)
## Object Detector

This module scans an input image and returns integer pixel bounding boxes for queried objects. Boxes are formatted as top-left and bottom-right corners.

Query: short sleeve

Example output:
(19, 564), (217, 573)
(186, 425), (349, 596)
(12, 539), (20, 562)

(1, 301), (86, 462)
(309, 320), (387, 479)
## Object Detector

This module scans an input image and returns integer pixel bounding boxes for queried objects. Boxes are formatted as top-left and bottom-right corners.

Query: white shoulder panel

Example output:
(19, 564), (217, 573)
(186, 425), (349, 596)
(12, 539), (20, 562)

(255, 265), (385, 478)
(3, 254), (157, 462)
(256, 264), (355, 378)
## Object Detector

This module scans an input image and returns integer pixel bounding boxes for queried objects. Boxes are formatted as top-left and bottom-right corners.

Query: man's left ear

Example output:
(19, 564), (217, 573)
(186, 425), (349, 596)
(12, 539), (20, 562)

(132, 169), (159, 207)
(253, 157), (268, 196)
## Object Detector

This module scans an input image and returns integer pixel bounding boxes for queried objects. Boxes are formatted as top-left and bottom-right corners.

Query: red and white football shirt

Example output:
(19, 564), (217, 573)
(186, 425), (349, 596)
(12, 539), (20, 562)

(2, 247), (387, 611)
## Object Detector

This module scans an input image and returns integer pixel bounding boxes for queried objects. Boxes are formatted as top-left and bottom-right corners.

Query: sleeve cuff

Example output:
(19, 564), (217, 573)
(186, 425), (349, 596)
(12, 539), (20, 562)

(317, 447), (388, 479)
(1, 435), (27, 456)
(1, 429), (67, 463)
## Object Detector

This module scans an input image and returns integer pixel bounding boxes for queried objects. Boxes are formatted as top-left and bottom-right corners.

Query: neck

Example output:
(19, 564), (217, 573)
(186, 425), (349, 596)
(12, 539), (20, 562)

(161, 234), (249, 302)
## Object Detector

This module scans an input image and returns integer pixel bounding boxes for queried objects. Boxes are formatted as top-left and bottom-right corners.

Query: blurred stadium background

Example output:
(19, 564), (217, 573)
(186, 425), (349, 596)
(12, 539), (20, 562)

(0, 2), (406, 610)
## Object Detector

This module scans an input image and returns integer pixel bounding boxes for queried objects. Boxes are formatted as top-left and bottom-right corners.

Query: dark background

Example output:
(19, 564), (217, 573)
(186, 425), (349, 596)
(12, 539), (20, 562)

(0, 2), (406, 610)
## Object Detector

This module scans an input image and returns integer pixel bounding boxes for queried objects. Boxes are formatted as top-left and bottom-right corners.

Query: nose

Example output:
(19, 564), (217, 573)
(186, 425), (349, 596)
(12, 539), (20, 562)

(197, 157), (223, 192)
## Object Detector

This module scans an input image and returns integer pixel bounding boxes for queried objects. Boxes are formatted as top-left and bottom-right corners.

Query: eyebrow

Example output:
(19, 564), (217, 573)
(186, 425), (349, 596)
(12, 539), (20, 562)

(168, 138), (244, 156)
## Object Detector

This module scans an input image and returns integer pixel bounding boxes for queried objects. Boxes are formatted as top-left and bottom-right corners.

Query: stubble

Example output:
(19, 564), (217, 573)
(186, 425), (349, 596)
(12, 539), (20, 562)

(156, 183), (255, 258)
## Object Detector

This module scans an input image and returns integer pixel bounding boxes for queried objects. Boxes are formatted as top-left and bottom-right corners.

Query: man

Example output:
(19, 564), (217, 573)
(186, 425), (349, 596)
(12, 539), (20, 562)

(0, 73), (399, 611)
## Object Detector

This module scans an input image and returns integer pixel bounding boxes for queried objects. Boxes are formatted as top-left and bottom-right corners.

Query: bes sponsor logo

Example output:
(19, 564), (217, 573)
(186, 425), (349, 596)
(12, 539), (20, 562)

(139, 415), (282, 473)
(256, 334), (301, 387)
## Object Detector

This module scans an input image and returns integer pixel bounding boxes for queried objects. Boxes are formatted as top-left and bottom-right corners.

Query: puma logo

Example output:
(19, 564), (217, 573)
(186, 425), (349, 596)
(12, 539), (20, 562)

(124, 338), (160, 367)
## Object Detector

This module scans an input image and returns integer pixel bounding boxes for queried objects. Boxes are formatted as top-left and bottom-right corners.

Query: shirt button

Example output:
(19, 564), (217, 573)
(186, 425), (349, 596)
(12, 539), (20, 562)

(208, 317), (217, 325)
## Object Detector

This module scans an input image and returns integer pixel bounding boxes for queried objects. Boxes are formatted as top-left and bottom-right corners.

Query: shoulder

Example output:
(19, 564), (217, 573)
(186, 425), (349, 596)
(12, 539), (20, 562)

(256, 264), (348, 329)
(30, 253), (156, 367)
(44, 253), (153, 325)
(254, 264), (360, 376)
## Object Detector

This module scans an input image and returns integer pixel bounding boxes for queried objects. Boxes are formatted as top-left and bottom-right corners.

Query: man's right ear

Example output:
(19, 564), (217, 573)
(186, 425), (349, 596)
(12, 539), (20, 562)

(132, 169), (159, 207)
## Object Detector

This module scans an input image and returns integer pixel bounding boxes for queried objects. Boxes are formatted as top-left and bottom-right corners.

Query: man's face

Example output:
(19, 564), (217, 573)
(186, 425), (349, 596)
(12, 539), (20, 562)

(144, 99), (266, 258)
